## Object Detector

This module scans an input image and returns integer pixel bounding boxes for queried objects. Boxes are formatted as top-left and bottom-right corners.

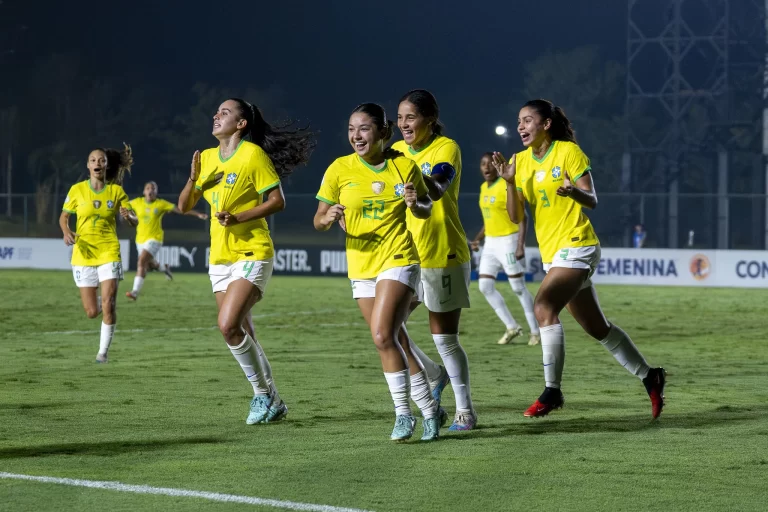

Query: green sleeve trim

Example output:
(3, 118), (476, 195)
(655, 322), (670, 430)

(257, 180), (281, 194)
(516, 187), (523, 191)
(316, 195), (336, 205)
(572, 167), (591, 182)
(62, 208), (76, 213)
(194, 185), (202, 190)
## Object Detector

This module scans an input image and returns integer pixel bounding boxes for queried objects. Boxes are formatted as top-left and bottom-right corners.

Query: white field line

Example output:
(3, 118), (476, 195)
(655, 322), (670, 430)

(0, 472), (373, 512)
(26, 308), (360, 336)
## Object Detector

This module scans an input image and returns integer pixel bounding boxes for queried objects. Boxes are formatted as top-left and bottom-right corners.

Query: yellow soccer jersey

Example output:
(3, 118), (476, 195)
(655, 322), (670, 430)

(514, 140), (598, 263)
(195, 140), (281, 265)
(479, 178), (519, 237)
(62, 180), (132, 266)
(391, 135), (470, 268)
(129, 197), (175, 244)
(316, 154), (427, 280)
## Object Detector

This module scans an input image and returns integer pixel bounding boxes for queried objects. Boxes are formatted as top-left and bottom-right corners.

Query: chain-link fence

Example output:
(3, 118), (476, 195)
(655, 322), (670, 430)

(1, 192), (765, 250)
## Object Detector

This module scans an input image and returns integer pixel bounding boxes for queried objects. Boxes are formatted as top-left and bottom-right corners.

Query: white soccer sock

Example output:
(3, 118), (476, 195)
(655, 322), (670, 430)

(409, 370), (438, 419)
(253, 337), (279, 400)
(479, 277), (519, 330)
(132, 276), (144, 295)
(98, 322), (115, 356)
(384, 370), (411, 416)
(408, 338), (443, 382)
(540, 324), (565, 388)
(229, 334), (270, 395)
(509, 277), (539, 334)
(600, 324), (651, 379)
(433, 334), (473, 412)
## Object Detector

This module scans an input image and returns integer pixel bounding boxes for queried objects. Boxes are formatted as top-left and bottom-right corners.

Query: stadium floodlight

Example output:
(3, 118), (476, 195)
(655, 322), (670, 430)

(495, 125), (507, 136)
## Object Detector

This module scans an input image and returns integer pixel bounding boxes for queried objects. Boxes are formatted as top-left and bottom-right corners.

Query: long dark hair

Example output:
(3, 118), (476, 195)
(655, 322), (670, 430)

(227, 98), (315, 178)
(91, 143), (133, 186)
(399, 89), (444, 136)
(351, 103), (403, 159)
(523, 99), (576, 143)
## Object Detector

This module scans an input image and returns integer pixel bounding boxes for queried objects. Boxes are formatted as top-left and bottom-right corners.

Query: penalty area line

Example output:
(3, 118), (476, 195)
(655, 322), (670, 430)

(0, 472), (374, 512)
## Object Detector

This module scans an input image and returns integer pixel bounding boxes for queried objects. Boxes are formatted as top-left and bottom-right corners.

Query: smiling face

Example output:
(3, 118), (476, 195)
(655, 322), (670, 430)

(397, 100), (432, 148)
(212, 100), (247, 138)
(480, 154), (497, 183)
(517, 106), (551, 148)
(348, 112), (383, 162)
(87, 150), (107, 181)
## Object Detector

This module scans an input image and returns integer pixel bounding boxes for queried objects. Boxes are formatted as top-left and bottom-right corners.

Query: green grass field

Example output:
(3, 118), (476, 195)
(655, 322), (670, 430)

(1, 270), (767, 511)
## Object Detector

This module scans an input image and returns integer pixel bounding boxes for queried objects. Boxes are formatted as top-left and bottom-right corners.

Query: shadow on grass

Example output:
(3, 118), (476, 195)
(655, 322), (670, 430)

(0, 437), (225, 459)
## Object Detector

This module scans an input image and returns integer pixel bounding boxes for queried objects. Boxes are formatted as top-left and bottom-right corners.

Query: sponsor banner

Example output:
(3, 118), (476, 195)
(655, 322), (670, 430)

(0, 238), (130, 270)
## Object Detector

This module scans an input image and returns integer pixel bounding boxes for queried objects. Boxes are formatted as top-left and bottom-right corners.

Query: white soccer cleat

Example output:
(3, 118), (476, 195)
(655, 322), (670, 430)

(498, 326), (524, 345)
(528, 333), (541, 346)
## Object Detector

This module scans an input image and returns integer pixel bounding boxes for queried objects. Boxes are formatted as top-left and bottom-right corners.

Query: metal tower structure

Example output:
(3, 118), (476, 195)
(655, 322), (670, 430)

(624, 0), (764, 248)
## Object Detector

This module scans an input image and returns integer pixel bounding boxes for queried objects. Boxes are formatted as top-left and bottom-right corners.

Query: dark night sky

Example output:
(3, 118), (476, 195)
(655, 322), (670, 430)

(6, 0), (626, 191)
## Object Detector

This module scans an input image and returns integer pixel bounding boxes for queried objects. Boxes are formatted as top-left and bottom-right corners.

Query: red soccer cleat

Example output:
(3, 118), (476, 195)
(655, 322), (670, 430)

(524, 388), (564, 418)
(125, 291), (137, 301)
(643, 367), (666, 419)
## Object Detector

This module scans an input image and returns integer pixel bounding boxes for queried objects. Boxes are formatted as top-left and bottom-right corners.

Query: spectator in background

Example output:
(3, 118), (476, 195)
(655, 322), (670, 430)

(633, 224), (646, 248)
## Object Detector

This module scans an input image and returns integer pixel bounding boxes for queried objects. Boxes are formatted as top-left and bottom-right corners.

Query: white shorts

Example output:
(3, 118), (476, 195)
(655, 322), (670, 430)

(415, 261), (471, 312)
(351, 264), (421, 299)
(72, 262), (124, 288)
(478, 233), (525, 277)
(136, 240), (162, 260)
(543, 245), (601, 290)
(209, 259), (273, 298)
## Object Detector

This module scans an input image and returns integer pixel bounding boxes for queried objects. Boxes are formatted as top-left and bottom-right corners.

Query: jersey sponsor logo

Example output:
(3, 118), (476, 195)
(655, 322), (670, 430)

(93, 200), (101, 209)
(180, 247), (197, 267)
(107, 200), (114, 209)
(421, 162), (432, 176)
(551, 166), (562, 179)
(320, 250), (346, 274)
(689, 254), (711, 280)
(483, 195), (489, 203)
(535, 171), (546, 183)
(371, 181), (385, 195)
(394, 183), (405, 197)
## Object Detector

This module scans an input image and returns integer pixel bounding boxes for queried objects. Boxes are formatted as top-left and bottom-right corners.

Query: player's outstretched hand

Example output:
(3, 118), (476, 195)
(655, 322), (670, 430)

(492, 152), (516, 183)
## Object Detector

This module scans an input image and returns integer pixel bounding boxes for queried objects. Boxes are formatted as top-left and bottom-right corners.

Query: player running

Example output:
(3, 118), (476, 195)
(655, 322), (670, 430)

(59, 144), (137, 363)
(177, 98), (314, 425)
(392, 89), (477, 431)
(314, 103), (444, 442)
(492, 99), (666, 419)
(125, 181), (208, 300)
(470, 153), (539, 345)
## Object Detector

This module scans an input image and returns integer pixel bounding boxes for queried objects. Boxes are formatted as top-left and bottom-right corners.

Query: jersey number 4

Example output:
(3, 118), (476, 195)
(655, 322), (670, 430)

(362, 200), (385, 220)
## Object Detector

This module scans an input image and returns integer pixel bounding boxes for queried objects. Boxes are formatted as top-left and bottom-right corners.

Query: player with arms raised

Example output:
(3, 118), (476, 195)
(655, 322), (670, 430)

(492, 99), (666, 419)
(59, 144), (137, 363)
(125, 181), (208, 300)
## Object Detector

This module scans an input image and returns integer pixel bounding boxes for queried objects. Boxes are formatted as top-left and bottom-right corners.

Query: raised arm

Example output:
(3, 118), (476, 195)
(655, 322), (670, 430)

(178, 150), (204, 213)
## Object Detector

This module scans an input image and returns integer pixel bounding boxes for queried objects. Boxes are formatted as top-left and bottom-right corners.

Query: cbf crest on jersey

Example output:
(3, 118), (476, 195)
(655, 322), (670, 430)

(394, 183), (405, 198)
(225, 172), (237, 188)
(372, 181), (385, 195)
(490, 196), (496, 204)
(107, 200), (114, 208)
(421, 162), (432, 176)
(535, 171), (546, 183)
(551, 166), (562, 179)
(93, 200), (101, 208)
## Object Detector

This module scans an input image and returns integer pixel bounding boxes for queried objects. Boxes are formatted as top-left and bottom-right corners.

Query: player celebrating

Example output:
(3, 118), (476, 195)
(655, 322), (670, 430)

(492, 99), (666, 419)
(314, 103), (443, 442)
(177, 98), (314, 425)
(59, 144), (137, 363)
(125, 181), (208, 300)
(470, 153), (539, 345)
(392, 90), (477, 431)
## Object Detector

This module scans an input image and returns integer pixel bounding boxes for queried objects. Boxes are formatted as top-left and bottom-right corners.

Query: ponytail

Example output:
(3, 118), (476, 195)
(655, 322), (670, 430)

(523, 99), (576, 143)
(399, 89), (445, 136)
(228, 98), (316, 179)
(92, 142), (132, 186)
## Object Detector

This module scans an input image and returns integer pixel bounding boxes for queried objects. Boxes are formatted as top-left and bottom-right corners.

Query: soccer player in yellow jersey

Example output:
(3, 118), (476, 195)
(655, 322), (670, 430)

(125, 181), (208, 300)
(470, 153), (540, 345)
(59, 145), (138, 363)
(314, 103), (443, 442)
(492, 99), (666, 419)
(393, 90), (476, 431)
(178, 98), (314, 425)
